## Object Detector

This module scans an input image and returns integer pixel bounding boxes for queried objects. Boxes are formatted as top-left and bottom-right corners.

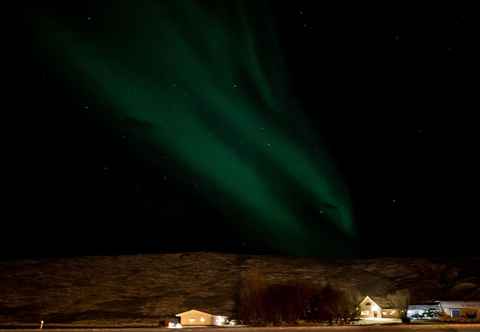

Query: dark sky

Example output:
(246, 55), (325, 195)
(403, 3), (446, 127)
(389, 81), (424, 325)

(7, 1), (479, 259)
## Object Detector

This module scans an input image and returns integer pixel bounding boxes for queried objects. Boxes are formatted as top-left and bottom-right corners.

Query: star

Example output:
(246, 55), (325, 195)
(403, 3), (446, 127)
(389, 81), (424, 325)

(87, 17), (92, 21)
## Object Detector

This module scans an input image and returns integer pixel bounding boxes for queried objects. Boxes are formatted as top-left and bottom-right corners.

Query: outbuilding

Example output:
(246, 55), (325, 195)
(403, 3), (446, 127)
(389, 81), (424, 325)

(439, 301), (480, 321)
(175, 309), (228, 326)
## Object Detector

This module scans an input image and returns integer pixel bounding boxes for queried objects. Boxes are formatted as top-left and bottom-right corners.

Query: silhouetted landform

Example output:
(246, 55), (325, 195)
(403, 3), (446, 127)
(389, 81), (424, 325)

(1, 253), (479, 325)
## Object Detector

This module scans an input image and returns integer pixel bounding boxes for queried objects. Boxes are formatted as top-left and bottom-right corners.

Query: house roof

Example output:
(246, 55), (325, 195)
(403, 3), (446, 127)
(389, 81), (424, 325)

(408, 304), (440, 311)
(176, 309), (213, 317)
(439, 301), (480, 309)
(359, 296), (397, 309)
(373, 298), (397, 309)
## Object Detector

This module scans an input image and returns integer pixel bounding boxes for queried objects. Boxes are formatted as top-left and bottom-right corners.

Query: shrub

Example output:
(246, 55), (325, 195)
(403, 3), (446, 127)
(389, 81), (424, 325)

(238, 271), (356, 325)
(306, 284), (356, 324)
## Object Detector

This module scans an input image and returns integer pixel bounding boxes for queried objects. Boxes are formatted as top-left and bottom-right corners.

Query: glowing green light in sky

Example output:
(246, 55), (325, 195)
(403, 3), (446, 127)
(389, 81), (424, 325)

(33, 0), (355, 255)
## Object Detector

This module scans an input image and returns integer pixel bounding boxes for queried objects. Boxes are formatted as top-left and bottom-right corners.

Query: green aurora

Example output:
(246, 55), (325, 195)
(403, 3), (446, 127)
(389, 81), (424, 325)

(32, 0), (355, 255)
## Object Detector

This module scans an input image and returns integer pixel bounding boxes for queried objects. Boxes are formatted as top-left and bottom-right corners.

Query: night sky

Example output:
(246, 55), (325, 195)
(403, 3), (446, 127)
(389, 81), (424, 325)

(8, 1), (479, 259)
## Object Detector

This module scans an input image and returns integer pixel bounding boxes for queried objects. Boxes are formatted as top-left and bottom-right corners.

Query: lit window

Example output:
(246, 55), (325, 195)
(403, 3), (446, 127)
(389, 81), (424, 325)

(189, 318), (196, 322)
(451, 309), (461, 318)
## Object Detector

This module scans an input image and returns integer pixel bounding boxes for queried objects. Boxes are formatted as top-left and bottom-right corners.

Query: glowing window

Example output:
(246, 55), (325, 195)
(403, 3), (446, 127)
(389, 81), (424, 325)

(452, 309), (461, 318)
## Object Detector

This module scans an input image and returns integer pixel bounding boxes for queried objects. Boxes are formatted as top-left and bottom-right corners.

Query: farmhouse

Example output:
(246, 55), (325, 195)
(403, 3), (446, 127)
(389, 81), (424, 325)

(358, 296), (401, 319)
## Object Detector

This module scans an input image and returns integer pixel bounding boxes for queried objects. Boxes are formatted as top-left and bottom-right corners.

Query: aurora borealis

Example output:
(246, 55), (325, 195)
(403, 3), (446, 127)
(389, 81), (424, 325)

(9, 1), (479, 259)
(30, 0), (354, 255)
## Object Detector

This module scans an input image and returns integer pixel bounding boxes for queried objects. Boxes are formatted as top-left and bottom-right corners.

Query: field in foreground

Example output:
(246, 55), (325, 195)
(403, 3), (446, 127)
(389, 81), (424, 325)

(2, 326), (480, 332)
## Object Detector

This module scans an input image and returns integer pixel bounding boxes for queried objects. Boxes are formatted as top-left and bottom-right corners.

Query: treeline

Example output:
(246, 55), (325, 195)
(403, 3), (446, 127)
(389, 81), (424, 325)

(237, 270), (357, 325)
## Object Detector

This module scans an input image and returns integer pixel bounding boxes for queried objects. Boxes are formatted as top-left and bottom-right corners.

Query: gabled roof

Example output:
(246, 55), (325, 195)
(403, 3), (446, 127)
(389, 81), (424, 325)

(359, 295), (397, 309)
(408, 304), (440, 311)
(359, 296), (376, 306)
(359, 296), (382, 308)
(176, 309), (213, 317)
(439, 301), (480, 309)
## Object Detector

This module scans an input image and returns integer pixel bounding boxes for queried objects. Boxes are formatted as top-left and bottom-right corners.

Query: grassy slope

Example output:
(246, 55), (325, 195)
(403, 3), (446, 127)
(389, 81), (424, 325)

(1, 253), (479, 325)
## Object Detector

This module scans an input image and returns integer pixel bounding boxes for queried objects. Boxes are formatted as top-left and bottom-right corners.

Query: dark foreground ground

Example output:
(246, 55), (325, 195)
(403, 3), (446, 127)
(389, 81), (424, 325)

(3, 326), (480, 332)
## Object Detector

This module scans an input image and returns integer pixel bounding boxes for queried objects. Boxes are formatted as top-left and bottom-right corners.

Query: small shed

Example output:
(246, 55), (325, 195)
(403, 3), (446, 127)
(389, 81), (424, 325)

(175, 309), (228, 326)
(176, 310), (213, 326)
